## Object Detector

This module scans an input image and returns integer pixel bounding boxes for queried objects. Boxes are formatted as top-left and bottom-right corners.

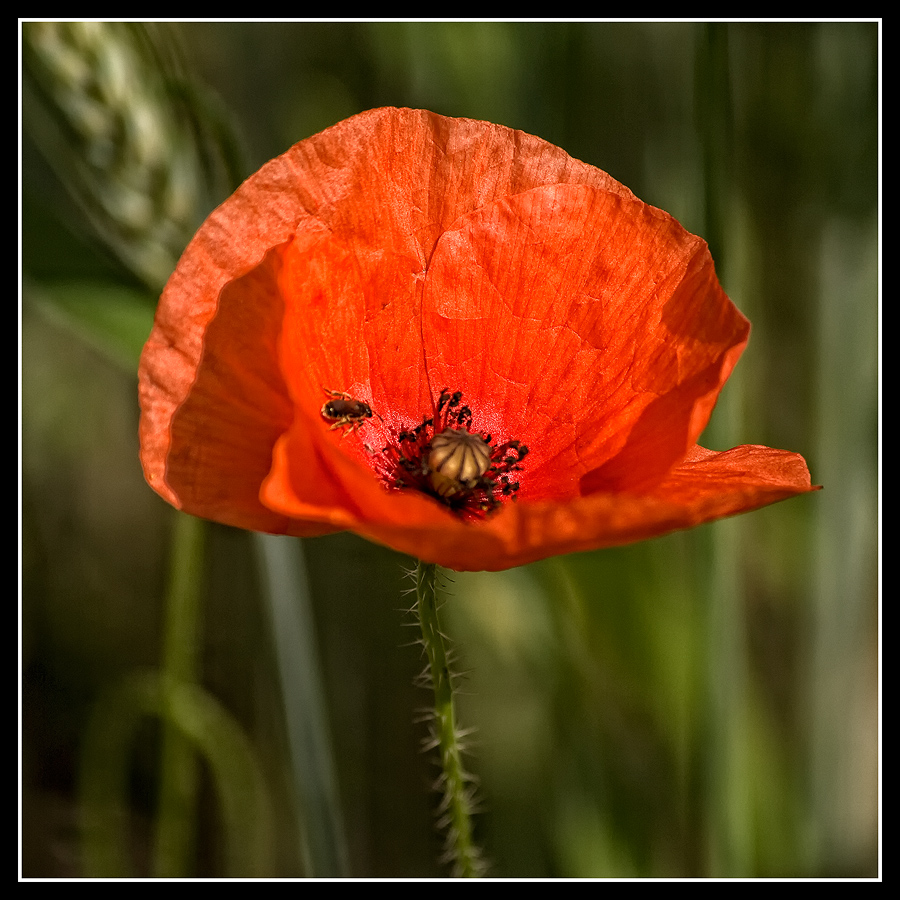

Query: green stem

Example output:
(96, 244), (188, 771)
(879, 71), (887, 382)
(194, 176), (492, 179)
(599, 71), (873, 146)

(414, 561), (481, 878)
(153, 512), (206, 877)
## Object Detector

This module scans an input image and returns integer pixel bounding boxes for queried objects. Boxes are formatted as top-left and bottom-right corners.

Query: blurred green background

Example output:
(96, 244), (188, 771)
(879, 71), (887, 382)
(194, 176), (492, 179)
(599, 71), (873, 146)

(20, 21), (879, 878)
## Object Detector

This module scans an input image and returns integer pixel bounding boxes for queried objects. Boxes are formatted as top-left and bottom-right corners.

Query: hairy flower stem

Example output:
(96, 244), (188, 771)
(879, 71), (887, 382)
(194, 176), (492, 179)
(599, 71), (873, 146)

(414, 561), (481, 877)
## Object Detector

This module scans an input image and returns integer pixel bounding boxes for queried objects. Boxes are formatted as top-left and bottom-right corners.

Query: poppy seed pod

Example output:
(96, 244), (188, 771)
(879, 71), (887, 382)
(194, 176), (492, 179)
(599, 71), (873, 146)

(428, 429), (493, 497)
(139, 107), (817, 571)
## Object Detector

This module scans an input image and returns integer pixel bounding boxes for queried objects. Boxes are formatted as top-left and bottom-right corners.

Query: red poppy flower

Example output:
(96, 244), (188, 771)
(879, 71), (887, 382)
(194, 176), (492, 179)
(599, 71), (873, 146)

(139, 107), (817, 572)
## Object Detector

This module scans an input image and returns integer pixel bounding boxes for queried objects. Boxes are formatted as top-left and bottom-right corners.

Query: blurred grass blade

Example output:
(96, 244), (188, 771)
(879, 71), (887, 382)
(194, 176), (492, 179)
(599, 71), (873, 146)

(254, 534), (350, 878)
(80, 670), (159, 878)
(25, 279), (156, 374)
(696, 23), (754, 877)
(165, 680), (276, 877)
(809, 217), (879, 875)
(153, 512), (206, 878)
(80, 670), (275, 877)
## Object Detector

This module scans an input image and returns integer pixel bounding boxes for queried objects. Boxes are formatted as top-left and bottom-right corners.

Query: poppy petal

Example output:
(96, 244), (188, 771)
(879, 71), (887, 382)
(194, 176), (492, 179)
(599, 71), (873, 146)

(139, 245), (315, 534)
(420, 182), (748, 498)
(300, 444), (816, 572)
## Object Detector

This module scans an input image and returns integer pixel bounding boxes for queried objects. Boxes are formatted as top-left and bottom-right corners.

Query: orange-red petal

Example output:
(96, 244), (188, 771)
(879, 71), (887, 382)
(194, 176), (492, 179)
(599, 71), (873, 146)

(259, 437), (816, 571)
(419, 182), (748, 498)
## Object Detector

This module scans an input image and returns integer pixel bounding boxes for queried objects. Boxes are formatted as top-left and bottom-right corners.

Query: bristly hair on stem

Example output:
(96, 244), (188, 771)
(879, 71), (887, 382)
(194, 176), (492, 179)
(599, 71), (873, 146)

(409, 560), (485, 878)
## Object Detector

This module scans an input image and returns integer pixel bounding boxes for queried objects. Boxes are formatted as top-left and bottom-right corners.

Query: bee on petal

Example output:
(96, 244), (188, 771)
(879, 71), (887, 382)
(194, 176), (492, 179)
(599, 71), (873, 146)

(321, 389), (375, 436)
